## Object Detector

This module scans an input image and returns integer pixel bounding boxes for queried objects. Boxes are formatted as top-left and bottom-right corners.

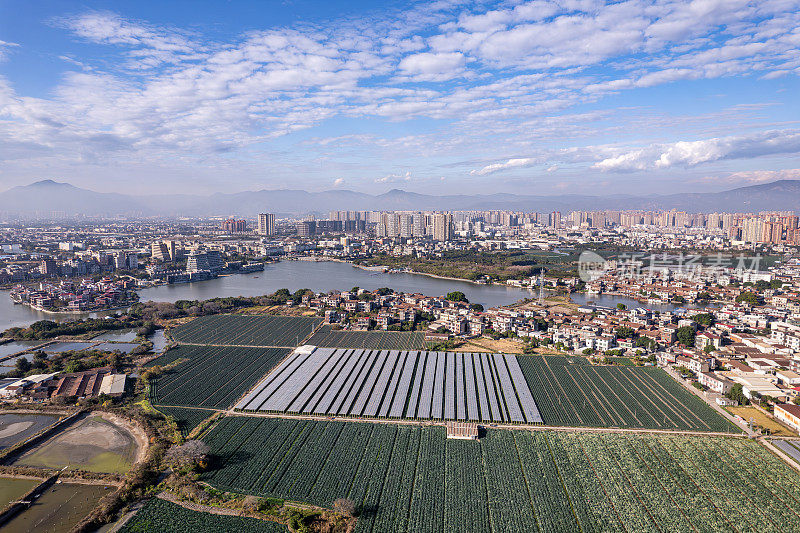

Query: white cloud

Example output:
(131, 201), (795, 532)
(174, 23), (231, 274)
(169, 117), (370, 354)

(333, 177), (345, 186)
(1, 2), (799, 193)
(376, 171), (412, 183)
(0, 40), (19, 62)
(397, 52), (466, 81)
(593, 130), (800, 171)
(700, 168), (800, 184)
(471, 157), (539, 175)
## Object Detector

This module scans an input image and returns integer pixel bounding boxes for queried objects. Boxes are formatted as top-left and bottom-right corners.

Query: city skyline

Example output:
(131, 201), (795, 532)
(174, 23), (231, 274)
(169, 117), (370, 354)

(1, 1), (799, 196)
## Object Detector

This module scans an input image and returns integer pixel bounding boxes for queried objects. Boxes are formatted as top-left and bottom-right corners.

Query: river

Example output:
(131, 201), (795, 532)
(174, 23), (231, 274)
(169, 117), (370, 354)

(136, 260), (539, 309)
(0, 260), (688, 330)
(0, 261), (536, 329)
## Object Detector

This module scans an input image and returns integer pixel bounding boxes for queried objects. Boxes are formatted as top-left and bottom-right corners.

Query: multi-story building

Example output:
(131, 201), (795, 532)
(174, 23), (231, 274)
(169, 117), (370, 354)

(296, 221), (316, 237)
(432, 213), (453, 242)
(258, 213), (275, 236)
(186, 250), (224, 273)
(151, 240), (176, 262)
(221, 218), (248, 233)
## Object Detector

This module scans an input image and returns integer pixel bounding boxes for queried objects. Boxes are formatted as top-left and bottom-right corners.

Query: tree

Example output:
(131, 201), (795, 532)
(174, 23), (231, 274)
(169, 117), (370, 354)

(445, 291), (469, 303)
(676, 326), (696, 347)
(15, 357), (31, 373)
(333, 498), (356, 517)
(735, 291), (760, 306)
(693, 313), (714, 327)
(726, 383), (748, 405)
(615, 326), (635, 339)
(469, 303), (484, 312)
(165, 440), (211, 471)
(616, 303), (627, 311)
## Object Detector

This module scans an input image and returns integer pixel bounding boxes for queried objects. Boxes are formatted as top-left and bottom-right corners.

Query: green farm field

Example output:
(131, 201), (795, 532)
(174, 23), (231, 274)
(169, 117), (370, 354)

(518, 355), (735, 432)
(120, 497), (287, 533)
(170, 315), (321, 347)
(305, 327), (426, 350)
(200, 417), (797, 533)
(148, 345), (289, 409)
(153, 405), (216, 437)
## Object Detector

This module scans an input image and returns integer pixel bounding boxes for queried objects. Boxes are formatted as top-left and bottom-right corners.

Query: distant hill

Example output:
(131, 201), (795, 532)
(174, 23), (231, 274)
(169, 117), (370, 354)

(0, 179), (798, 218)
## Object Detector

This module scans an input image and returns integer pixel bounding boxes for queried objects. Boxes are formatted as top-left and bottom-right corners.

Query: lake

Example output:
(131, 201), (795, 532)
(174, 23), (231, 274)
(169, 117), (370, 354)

(136, 259), (537, 309)
(0, 260), (684, 331)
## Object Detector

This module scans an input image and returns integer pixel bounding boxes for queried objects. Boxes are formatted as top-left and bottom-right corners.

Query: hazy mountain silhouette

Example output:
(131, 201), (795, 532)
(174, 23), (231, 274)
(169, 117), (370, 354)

(1, 179), (798, 218)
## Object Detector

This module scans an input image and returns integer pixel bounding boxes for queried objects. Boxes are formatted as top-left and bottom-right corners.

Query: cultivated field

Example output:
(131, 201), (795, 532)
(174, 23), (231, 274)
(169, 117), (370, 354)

(120, 497), (287, 532)
(155, 405), (216, 437)
(170, 315), (321, 347)
(202, 417), (800, 533)
(13, 414), (138, 474)
(518, 355), (734, 432)
(148, 345), (290, 409)
(453, 336), (525, 354)
(236, 348), (542, 423)
(305, 327), (426, 350)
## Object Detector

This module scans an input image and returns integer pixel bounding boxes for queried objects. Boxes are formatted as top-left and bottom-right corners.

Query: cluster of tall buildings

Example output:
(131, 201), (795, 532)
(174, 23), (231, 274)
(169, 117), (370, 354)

(561, 209), (799, 244)
(220, 218), (248, 233)
(370, 212), (454, 241)
(232, 208), (799, 246)
(739, 214), (800, 245)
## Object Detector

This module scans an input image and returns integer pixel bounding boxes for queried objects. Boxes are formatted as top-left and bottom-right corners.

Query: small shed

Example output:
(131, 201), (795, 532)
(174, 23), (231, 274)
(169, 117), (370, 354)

(446, 421), (479, 440)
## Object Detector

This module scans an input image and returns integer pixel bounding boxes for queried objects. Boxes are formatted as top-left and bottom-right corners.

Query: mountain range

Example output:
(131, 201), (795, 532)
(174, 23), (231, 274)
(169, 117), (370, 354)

(0, 179), (797, 219)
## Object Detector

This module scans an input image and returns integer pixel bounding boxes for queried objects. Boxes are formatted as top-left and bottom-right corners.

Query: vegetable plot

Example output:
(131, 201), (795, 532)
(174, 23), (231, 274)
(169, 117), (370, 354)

(518, 355), (734, 432)
(201, 417), (796, 533)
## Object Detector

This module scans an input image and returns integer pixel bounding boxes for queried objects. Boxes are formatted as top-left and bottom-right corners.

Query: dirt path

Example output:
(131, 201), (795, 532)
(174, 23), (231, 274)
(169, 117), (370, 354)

(146, 403), (748, 438)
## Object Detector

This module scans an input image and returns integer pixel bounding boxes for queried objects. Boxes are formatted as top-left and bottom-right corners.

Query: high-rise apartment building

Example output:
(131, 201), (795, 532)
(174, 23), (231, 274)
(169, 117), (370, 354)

(432, 213), (453, 241)
(151, 241), (176, 262)
(399, 214), (414, 238)
(221, 218), (247, 233)
(258, 213), (275, 236)
(296, 221), (316, 236)
(186, 250), (224, 273)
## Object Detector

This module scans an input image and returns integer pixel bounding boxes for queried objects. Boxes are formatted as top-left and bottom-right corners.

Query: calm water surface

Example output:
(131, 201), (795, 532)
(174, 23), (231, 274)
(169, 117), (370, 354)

(1, 260), (685, 330)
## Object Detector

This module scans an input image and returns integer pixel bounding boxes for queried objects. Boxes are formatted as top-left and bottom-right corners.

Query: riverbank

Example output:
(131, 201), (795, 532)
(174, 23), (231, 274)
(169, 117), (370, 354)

(7, 300), (135, 317)
(323, 256), (540, 290)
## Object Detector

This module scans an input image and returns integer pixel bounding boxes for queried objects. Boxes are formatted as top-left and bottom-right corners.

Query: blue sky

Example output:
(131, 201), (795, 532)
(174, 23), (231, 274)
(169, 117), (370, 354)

(0, 0), (799, 196)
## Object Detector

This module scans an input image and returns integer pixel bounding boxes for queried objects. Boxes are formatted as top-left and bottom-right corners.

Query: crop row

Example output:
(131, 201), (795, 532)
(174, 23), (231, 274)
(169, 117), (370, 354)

(518, 355), (735, 432)
(200, 416), (797, 532)
(154, 405), (216, 437)
(148, 344), (289, 409)
(119, 497), (285, 532)
(305, 327), (426, 350)
(170, 314), (321, 347)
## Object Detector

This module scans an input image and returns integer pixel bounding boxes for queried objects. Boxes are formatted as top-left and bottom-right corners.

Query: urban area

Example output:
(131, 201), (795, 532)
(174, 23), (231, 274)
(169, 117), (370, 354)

(1, 204), (800, 532)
